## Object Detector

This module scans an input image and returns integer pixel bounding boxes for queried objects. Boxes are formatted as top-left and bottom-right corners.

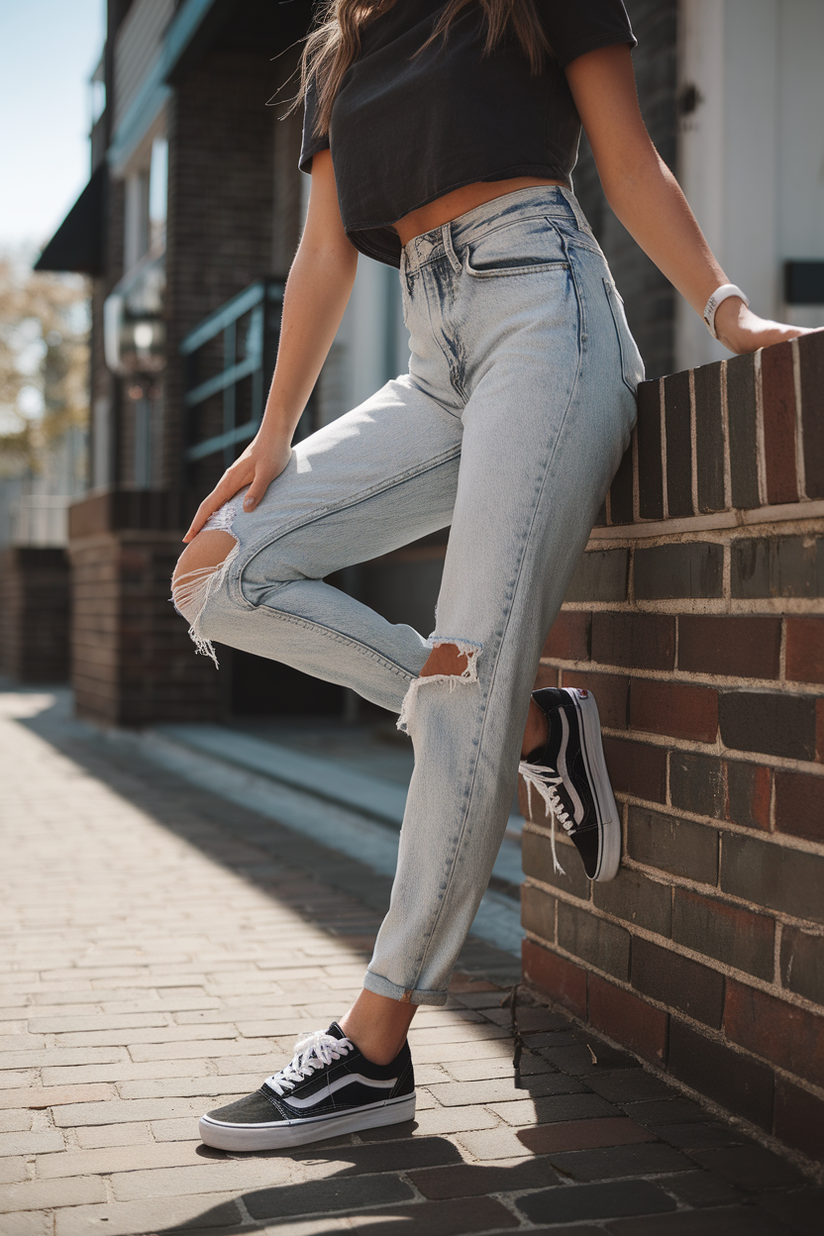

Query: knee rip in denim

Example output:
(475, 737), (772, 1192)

(396, 638), (482, 734)
(171, 511), (239, 668)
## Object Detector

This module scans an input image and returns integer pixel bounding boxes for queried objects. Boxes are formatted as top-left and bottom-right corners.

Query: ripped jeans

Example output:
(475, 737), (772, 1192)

(173, 187), (643, 1005)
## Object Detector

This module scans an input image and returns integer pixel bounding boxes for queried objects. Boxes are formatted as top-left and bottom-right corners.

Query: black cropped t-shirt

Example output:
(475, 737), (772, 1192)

(299, 0), (636, 268)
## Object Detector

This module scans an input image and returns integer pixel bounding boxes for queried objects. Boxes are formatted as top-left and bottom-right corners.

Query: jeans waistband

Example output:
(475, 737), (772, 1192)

(401, 185), (593, 275)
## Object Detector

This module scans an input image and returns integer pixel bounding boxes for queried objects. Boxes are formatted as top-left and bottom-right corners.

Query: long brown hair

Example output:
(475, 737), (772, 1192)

(297, 1), (550, 136)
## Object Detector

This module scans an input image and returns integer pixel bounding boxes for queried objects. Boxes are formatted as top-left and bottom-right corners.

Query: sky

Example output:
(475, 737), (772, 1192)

(0, 0), (106, 254)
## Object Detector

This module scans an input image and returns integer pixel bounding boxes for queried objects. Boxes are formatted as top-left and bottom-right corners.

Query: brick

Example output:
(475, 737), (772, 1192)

(757, 1185), (824, 1236)
(425, 1073), (578, 1109)
(732, 535), (823, 599)
(724, 978), (824, 1088)
(591, 613), (675, 672)
(720, 832), (824, 926)
(409, 1158), (556, 1200)
(719, 690), (817, 760)
(786, 616), (824, 685)
(725, 761), (771, 831)
(543, 610), (591, 662)
(627, 806), (718, 885)
(522, 827), (592, 900)
(50, 1096), (208, 1127)
(521, 884), (557, 943)
(693, 362), (725, 513)
(0, 1176), (107, 1213)
(609, 441), (634, 525)
(780, 924), (824, 1007)
(533, 662), (559, 691)
(773, 1076), (824, 1161)
(244, 1173), (414, 1220)
(547, 1141), (691, 1181)
(632, 938), (724, 1029)
(667, 1019), (774, 1131)
(672, 889), (774, 981)
(663, 369), (693, 517)
(562, 671), (630, 731)
(636, 380), (664, 520)
(690, 1143), (806, 1190)
(0, 1157), (27, 1184)
(678, 614), (781, 680)
(557, 902), (631, 981)
(0, 1215), (49, 1236)
(340, 1197), (521, 1235)
(634, 543), (723, 600)
(592, 868), (671, 938)
(602, 737), (667, 803)
(800, 329), (824, 499)
(726, 352), (760, 509)
(761, 341), (799, 504)
(774, 769), (824, 843)
(522, 939), (587, 1019)
(565, 549), (629, 603)
(629, 679), (717, 743)
(36, 1140), (247, 1180)
(516, 1178), (674, 1224)
(621, 1096), (706, 1125)
(651, 1120), (744, 1150)
(670, 750), (724, 818)
(588, 975), (668, 1065)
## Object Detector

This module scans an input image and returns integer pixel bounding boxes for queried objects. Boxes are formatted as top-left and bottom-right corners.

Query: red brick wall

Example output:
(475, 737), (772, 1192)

(521, 331), (824, 1167)
(0, 548), (70, 682)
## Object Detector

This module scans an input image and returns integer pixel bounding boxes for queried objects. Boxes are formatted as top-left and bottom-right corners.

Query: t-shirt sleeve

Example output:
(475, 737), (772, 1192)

(298, 77), (331, 174)
(536, 0), (637, 69)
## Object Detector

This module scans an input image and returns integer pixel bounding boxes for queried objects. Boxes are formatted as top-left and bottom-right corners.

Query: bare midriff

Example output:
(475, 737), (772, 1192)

(393, 176), (568, 248)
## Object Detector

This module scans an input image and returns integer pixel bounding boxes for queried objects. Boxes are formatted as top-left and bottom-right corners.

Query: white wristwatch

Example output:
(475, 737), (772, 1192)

(703, 284), (749, 339)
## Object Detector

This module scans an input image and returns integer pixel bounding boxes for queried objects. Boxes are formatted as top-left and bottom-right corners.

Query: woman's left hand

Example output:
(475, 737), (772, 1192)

(714, 298), (817, 355)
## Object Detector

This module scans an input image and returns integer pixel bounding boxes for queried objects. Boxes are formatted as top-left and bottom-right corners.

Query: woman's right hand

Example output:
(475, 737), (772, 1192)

(182, 433), (293, 543)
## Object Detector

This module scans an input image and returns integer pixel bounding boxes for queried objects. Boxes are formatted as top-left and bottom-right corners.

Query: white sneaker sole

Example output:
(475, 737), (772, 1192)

(198, 1092), (416, 1152)
(566, 687), (621, 882)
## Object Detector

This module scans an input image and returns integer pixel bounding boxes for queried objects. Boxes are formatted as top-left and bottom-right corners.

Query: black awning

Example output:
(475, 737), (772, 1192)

(35, 164), (106, 276)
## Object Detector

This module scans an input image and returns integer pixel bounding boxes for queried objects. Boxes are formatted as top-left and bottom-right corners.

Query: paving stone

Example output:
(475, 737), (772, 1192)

(54, 1194), (243, 1236)
(409, 1157), (560, 1199)
(688, 1144), (807, 1190)
(0, 1130), (65, 1156)
(658, 1169), (742, 1208)
(585, 1072), (674, 1103)
(440, 1052), (555, 1082)
(516, 1179), (677, 1224)
(109, 1155), (293, 1202)
(0, 1213), (51, 1236)
(458, 1116), (655, 1161)
(74, 1121), (152, 1149)
(756, 1186), (824, 1236)
(488, 1092), (617, 1126)
(619, 1098), (707, 1126)
(545, 1142), (693, 1181)
(605, 1205), (797, 1234)
(359, 1104), (499, 1139)
(648, 1121), (746, 1150)
(0, 1155), (28, 1184)
(0, 1084), (115, 1110)
(0, 1175), (107, 1213)
(243, 1173), (415, 1220)
(426, 1074), (580, 1107)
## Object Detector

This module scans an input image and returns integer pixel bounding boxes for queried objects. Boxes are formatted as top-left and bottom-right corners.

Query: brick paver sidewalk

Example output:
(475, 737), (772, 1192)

(0, 687), (820, 1236)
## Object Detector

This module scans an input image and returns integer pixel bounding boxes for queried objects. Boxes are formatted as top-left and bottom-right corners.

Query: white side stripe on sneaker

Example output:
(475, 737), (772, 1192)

(282, 1072), (398, 1109)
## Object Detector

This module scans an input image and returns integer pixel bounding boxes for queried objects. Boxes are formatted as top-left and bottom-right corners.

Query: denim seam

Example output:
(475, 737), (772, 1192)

(234, 603), (419, 681)
(406, 237), (585, 997)
(420, 266), (468, 403)
(230, 445), (463, 607)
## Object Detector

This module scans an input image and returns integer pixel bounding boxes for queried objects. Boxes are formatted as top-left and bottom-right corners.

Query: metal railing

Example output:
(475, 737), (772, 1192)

(180, 278), (287, 469)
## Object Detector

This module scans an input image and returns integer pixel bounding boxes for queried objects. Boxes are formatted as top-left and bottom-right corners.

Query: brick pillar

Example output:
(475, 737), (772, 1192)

(522, 331), (824, 1167)
(68, 490), (221, 726)
(0, 547), (70, 682)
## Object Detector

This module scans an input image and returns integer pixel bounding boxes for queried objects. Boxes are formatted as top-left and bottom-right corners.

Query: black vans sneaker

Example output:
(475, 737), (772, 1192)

(519, 687), (620, 882)
(199, 1022), (415, 1151)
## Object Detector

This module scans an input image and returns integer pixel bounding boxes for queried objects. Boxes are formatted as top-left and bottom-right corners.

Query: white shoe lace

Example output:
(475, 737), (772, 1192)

(264, 1029), (354, 1095)
(519, 761), (574, 876)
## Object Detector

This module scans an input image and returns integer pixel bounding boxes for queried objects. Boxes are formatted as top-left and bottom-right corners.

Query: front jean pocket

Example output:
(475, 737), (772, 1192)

(603, 278), (644, 394)
(463, 216), (569, 278)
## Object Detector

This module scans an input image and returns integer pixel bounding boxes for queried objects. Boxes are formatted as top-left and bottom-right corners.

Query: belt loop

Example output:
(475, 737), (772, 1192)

(559, 185), (589, 232)
(441, 222), (462, 273)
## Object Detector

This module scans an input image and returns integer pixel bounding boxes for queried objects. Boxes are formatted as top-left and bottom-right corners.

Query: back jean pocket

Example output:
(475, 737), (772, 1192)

(603, 278), (644, 393)
(463, 216), (569, 277)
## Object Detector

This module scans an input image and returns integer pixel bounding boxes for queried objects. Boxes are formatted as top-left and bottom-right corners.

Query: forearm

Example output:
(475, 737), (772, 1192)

(259, 237), (357, 443)
(603, 147), (727, 318)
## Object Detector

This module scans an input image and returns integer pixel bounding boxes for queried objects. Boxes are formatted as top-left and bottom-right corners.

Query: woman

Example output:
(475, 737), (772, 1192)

(173, 0), (805, 1152)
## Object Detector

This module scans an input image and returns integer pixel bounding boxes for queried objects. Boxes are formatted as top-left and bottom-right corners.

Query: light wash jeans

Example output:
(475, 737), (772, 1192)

(175, 186), (643, 1005)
